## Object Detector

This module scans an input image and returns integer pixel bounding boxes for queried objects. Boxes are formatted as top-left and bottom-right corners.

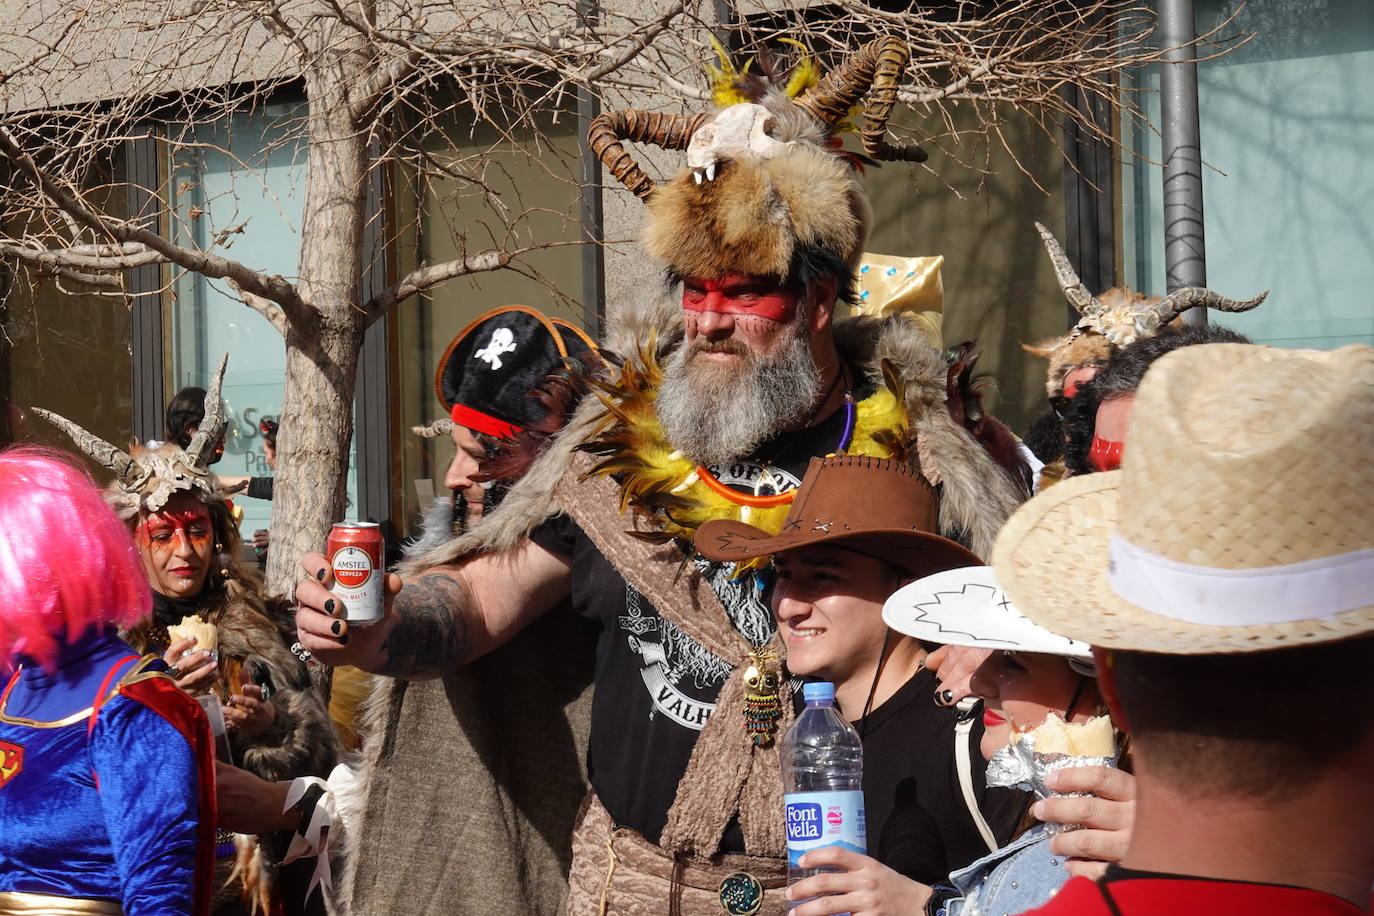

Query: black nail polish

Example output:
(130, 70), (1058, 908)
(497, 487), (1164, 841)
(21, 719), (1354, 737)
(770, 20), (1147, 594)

(324, 599), (336, 614)
(940, 689), (954, 704)
(331, 620), (341, 636)
(316, 567), (327, 581)
(339, 634), (349, 646)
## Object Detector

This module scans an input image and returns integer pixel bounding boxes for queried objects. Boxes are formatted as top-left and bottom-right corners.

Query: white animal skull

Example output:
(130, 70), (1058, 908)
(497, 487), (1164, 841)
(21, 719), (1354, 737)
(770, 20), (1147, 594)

(686, 103), (790, 182)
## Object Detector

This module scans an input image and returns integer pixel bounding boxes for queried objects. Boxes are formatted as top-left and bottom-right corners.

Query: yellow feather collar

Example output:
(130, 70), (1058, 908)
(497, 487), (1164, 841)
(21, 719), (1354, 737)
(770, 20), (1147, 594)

(581, 345), (907, 564)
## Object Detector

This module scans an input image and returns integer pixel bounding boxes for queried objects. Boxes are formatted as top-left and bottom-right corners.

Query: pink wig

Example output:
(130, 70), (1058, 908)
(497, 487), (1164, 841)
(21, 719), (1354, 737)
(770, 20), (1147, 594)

(0, 446), (152, 670)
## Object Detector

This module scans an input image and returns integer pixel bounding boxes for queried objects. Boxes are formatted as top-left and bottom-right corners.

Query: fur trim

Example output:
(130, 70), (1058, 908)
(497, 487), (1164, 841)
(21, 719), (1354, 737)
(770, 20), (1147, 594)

(403, 313), (1023, 572)
(1022, 330), (1115, 398)
(644, 146), (868, 279)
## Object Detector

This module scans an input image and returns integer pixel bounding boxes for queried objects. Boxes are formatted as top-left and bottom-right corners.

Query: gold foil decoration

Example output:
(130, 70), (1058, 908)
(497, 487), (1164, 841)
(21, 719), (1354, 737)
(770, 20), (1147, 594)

(851, 253), (944, 349)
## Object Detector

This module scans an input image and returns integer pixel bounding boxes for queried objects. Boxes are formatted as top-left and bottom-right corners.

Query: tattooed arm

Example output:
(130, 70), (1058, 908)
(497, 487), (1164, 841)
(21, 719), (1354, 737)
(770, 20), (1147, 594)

(295, 539), (573, 679)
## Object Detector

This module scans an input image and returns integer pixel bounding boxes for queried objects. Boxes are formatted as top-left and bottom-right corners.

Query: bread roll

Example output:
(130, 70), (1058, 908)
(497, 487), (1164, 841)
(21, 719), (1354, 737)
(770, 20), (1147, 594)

(167, 615), (218, 654)
(1012, 712), (1114, 757)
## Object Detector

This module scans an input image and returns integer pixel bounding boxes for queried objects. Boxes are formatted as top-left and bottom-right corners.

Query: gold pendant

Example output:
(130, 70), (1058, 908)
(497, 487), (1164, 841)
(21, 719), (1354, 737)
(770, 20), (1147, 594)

(742, 648), (782, 748)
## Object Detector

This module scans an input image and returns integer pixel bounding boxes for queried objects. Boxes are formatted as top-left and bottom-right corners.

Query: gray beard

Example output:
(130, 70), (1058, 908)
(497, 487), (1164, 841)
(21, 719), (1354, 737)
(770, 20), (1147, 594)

(656, 331), (821, 466)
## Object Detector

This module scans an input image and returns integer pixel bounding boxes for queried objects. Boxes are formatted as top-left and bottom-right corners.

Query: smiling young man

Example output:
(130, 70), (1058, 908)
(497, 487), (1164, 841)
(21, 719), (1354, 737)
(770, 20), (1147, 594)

(695, 456), (1028, 893)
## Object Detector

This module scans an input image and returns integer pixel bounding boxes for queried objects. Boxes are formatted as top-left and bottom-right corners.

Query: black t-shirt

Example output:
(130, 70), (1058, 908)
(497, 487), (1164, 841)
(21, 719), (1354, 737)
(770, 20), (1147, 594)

(849, 671), (1029, 885)
(529, 408), (853, 851)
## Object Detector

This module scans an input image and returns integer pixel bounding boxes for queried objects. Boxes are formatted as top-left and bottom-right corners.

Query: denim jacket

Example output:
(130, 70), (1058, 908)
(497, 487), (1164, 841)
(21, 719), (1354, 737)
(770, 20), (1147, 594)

(940, 825), (1068, 916)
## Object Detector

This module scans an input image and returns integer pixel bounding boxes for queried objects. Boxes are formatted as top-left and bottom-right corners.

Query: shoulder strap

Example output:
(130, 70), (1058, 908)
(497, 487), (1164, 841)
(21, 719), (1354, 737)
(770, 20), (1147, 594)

(954, 697), (999, 853)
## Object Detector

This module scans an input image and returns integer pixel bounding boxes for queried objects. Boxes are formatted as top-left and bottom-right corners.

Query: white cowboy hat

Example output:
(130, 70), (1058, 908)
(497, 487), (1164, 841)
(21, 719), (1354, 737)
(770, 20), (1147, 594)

(883, 566), (1093, 660)
(991, 342), (1374, 654)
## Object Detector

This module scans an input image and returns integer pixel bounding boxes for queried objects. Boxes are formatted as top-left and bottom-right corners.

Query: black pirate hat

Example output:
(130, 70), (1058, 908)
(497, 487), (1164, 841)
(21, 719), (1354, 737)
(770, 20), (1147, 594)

(435, 306), (600, 438)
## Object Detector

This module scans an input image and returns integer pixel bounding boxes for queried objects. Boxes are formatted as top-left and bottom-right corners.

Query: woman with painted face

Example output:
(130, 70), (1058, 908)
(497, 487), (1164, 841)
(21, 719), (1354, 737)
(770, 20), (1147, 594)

(36, 361), (341, 916)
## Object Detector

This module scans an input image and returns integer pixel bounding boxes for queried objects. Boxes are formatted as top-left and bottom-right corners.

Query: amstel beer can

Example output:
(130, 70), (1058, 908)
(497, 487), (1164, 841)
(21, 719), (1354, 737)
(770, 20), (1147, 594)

(327, 522), (384, 626)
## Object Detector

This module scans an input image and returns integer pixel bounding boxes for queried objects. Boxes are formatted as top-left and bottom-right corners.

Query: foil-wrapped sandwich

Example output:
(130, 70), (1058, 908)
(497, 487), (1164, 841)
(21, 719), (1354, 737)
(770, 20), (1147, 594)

(988, 713), (1119, 834)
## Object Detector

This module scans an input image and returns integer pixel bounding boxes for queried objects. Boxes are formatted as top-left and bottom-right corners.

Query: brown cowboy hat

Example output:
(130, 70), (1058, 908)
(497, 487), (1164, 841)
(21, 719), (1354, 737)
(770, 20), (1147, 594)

(694, 455), (982, 576)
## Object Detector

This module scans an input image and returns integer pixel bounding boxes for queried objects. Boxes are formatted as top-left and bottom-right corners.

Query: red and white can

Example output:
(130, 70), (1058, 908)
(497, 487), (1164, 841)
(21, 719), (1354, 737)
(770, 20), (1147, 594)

(327, 522), (384, 626)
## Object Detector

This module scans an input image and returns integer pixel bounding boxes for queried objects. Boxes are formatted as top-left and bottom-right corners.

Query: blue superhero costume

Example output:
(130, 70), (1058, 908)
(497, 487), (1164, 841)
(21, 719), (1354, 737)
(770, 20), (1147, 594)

(0, 628), (215, 915)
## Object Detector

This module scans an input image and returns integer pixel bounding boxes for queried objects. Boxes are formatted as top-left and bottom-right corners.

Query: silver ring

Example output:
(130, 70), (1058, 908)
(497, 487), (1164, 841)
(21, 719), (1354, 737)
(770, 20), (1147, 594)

(166, 665), (183, 679)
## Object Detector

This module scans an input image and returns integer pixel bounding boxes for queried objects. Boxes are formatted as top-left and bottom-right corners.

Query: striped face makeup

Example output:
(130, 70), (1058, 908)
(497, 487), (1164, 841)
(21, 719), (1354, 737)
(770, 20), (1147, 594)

(682, 274), (799, 325)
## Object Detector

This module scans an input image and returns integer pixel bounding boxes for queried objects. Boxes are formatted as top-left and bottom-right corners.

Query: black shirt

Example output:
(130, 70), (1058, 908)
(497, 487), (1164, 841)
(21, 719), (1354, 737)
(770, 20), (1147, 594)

(849, 671), (1028, 885)
(529, 409), (853, 851)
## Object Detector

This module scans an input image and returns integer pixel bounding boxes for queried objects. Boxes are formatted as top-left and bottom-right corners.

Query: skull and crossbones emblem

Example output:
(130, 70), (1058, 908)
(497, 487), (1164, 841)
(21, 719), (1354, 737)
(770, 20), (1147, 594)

(474, 327), (517, 369)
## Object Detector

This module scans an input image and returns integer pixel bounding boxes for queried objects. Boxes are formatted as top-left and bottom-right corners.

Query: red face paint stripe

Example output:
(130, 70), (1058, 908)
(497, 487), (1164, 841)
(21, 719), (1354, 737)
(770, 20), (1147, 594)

(681, 275), (799, 323)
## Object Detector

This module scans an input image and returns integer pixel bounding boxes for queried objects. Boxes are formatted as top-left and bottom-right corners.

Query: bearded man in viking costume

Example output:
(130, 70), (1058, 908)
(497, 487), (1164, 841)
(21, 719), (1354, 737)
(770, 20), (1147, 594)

(297, 37), (1025, 915)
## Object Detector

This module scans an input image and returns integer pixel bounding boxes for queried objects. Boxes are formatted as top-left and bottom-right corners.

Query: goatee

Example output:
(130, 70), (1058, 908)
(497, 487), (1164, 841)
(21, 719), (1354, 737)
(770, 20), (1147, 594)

(656, 330), (821, 466)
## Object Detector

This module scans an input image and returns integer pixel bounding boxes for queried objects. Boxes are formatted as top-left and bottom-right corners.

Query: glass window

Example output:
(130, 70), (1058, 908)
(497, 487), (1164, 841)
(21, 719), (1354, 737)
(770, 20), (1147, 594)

(1121, 0), (1374, 348)
(2, 151), (135, 461)
(167, 105), (358, 537)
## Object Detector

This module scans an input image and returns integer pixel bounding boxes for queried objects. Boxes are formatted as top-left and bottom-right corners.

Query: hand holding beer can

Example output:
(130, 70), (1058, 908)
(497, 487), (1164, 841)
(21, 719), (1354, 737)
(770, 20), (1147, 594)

(327, 522), (385, 627)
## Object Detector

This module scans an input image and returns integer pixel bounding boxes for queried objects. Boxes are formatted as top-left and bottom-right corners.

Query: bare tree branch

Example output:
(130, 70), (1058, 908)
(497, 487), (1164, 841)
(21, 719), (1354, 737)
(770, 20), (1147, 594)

(226, 277), (290, 335)
(0, 125), (305, 318)
(362, 248), (514, 319)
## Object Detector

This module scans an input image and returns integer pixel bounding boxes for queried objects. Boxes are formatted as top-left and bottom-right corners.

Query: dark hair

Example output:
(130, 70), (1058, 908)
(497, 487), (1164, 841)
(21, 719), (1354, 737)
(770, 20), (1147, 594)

(1064, 324), (1252, 474)
(165, 386), (207, 448)
(1094, 324), (1251, 401)
(259, 417), (279, 449)
(1109, 635), (1374, 799)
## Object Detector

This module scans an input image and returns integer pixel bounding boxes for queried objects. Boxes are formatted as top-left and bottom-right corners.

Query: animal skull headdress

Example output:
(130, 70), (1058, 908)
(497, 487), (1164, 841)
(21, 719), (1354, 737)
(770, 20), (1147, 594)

(35, 355), (230, 519)
(590, 38), (927, 284)
(1027, 223), (1269, 396)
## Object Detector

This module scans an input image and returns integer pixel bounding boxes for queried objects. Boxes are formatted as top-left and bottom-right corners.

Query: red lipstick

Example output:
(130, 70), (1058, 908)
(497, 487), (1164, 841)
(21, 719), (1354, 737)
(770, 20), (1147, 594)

(983, 707), (1006, 727)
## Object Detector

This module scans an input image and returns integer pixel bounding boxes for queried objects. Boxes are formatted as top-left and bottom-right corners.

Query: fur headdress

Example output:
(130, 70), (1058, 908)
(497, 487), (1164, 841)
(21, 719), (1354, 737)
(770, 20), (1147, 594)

(590, 38), (927, 287)
(35, 355), (230, 519)
(1023, 223), (1269, 397)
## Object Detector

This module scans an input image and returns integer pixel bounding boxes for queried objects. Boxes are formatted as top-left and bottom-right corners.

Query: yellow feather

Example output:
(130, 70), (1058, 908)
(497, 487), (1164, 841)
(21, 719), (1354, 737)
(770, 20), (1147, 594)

(778, 38), (819, 99)
(583, 346), (908, 576)
(706, 35), (751, 108)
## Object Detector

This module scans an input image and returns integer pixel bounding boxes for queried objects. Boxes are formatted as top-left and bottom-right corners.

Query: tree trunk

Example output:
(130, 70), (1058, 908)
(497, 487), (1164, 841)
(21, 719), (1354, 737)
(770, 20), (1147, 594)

(265, 61), (370, 596)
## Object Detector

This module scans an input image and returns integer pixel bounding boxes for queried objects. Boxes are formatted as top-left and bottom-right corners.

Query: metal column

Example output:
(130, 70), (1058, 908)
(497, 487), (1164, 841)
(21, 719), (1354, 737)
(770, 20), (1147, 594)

(1158, 0), (1207, 325)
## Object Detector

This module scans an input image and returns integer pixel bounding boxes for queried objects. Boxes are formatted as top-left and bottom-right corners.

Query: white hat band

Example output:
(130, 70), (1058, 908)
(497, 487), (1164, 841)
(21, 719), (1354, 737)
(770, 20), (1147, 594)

(1108, 534), (1374, 627)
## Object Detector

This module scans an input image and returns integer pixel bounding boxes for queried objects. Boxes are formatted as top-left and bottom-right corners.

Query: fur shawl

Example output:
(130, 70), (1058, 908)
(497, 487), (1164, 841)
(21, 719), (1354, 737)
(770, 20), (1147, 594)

(399, 310), (1024, 575)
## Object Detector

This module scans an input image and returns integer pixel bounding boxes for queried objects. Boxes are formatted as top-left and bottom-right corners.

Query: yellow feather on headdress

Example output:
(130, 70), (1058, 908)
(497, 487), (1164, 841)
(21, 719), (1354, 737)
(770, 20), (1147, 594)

(706, 35), (754, 108)
(778, 38), (819, 99)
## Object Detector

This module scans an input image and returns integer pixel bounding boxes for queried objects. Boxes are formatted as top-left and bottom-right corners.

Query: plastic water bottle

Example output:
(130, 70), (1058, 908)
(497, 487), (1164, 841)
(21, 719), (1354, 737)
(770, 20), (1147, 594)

(782, 681), (866, 911)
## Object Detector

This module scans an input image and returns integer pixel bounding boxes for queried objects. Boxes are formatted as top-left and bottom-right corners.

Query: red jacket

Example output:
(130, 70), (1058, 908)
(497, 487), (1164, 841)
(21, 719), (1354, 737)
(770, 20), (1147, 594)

(1020, 870), (1367, 916)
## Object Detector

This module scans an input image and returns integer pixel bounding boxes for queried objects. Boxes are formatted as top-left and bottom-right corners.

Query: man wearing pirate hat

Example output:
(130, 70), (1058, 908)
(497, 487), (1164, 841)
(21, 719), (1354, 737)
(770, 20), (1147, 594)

(326, 306), (604, 913)
(297, 37), (1026, 915)
(996, 343), (1374, 915)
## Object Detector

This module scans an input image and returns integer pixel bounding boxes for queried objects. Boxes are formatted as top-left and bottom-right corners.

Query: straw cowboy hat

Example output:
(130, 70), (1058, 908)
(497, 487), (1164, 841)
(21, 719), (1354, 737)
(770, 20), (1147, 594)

(693, 454), (981, 576)
(992, 342), (1374, 654)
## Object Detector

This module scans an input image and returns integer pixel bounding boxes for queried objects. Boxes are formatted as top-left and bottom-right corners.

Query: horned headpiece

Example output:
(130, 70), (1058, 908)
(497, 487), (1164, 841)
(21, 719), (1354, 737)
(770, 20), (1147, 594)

(1026, 223), (1269, 397)
(34, 354), (229, 518)
(1035, 222), (1268, 347)
(590, 38), (926, 285)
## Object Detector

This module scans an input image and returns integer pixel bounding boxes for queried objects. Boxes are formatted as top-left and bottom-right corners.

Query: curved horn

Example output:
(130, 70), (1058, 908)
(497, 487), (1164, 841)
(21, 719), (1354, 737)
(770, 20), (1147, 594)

(411, 418), (455, 439)
(1154, 287), (1270, 325)
(184, 354), (228, 472)
(587, 109), (708, 200)
(793, 37), (928, 162)
(31, 407), (148, 490)
(1034, 221), (1105, 318)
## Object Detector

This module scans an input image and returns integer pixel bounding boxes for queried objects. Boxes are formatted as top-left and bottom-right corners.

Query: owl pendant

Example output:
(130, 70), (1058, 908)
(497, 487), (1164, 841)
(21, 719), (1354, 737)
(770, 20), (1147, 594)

(742, 648), (782, 748)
